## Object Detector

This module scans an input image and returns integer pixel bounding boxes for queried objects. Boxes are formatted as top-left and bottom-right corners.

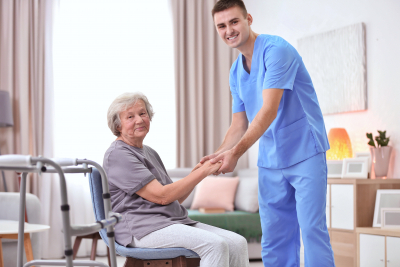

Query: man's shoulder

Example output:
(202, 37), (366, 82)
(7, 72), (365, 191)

(259, 34), (289, 49)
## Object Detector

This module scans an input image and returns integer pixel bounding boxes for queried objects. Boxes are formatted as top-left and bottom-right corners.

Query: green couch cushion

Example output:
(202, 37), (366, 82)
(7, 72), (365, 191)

(187, 209), (262, 241)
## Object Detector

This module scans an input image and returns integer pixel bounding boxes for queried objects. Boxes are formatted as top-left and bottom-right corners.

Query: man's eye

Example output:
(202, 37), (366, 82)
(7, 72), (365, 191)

(232, 21), (238, 24)
(219, 25), (225, 29)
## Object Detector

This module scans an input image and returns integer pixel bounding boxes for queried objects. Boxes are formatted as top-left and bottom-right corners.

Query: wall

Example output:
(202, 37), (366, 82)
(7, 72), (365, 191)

(245, 0), (400, 178)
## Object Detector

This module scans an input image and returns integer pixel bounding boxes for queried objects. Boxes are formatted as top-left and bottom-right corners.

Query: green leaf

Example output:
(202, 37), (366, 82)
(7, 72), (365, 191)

(366, 132), (376, 147)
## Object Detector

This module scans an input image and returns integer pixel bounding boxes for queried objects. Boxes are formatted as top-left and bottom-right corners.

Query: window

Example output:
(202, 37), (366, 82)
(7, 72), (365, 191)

(53, 0), (176, 168)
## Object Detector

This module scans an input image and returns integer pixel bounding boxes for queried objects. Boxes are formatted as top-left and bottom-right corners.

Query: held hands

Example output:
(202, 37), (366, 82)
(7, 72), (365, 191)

(197, 160), (223, 176)
(191, 149), (240, 176)
(191, 153), (219, 173)
(209, 149), (240, 175)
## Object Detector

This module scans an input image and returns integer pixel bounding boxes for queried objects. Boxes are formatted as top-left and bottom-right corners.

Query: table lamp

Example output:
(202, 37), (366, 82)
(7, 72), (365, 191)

(326, 128), (353, 178)
(326, 128), (353, 160)
(0, 90), (14, 191)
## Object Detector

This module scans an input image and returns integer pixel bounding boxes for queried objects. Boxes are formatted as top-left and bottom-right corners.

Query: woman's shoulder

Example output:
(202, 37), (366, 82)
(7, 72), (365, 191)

(142, 145), (160, 158)
(104, 140), (143, 163)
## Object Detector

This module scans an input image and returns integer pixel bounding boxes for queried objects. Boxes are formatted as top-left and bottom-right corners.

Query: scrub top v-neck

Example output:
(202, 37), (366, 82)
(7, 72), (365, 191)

(229, 34), (330, 169)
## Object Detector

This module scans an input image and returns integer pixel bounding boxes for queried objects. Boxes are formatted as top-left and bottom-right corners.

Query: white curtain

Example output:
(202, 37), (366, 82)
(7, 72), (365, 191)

(51, 0), (176, 257)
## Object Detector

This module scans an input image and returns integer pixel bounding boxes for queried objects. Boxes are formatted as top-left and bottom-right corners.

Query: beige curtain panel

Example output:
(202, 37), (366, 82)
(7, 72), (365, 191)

(170, 0), (248, 169)
(0, 0), (53, 195)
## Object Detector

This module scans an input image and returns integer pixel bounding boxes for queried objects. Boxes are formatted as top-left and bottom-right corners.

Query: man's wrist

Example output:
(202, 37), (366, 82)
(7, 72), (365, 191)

(231, 145), (245, 158)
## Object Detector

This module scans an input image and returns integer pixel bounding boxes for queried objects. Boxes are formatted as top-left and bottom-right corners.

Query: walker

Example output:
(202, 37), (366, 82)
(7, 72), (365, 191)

(0, 155), (122, 267)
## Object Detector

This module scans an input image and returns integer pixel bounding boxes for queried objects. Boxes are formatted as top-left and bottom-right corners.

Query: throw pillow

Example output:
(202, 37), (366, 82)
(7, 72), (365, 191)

(190, 176), (239, 212)
(234, 176), (259, 213)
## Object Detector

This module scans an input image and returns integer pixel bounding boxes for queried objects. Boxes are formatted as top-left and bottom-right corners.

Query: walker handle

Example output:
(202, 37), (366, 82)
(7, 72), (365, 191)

(51, 158), (78, 167)
(0, 155), (32, 167)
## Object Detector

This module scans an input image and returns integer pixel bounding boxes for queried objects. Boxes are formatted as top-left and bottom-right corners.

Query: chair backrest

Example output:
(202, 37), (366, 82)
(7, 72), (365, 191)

(88, 168), (109, 245)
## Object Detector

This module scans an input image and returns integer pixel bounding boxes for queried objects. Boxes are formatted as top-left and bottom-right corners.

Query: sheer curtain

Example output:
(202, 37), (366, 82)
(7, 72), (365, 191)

(170, 0), (248, 169)
(53, 0), (176, 257)
(0, 0), (58, 259)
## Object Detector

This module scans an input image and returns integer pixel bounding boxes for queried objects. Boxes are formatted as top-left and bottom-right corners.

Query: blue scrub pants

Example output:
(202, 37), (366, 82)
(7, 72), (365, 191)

(258, 152), (335, 267)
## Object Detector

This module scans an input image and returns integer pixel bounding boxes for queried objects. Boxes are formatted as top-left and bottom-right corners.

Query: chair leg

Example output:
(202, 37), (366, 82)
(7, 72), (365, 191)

(90, 234), (99, 260)
(185, 258), (200, 267)
(123, 257), (144, 267)
(72, 236), (83, 260)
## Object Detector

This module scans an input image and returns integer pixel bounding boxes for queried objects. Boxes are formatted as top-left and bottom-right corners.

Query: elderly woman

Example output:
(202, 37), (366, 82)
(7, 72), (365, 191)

(103, 92), (249, 267)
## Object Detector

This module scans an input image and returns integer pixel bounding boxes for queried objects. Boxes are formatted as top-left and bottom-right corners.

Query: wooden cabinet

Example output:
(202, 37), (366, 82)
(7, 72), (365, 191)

(386, 236), (400, 266)
(356, 228), (400, 267)
(331, 184), (354, 230)
(327, 179), (400, 267)
(359, 234), (385, 267)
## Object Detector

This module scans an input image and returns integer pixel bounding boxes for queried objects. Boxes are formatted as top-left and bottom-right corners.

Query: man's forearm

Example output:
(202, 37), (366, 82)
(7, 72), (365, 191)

(216, 123), (247, 153)
(232, 106), (277, 158)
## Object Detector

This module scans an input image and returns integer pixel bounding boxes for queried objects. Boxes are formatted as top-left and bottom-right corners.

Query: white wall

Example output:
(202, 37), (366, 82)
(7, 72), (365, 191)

(245, 0), (400, 178)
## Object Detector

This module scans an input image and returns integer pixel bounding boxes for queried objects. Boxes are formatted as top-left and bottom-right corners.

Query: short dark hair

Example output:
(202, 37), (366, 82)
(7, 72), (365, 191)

(211, 0), (248, 18)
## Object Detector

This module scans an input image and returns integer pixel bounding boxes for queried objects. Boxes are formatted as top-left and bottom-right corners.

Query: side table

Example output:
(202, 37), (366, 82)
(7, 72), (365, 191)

(0, 220), (50, 267)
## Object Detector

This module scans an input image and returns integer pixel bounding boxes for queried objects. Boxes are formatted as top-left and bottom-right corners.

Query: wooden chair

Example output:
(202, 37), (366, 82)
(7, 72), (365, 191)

(72, 232), (111, 265)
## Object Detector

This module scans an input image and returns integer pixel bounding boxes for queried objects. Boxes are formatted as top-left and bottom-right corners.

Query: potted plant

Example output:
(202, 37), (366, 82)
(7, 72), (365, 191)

(366, 130), (392, 178)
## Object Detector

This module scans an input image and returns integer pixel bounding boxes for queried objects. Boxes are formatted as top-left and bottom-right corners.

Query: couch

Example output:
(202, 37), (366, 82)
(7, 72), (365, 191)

(167, 168), (262, 260)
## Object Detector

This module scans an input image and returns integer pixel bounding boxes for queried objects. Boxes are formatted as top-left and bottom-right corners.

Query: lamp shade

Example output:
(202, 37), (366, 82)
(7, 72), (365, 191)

(326, 128), (352, 160)
(0, 90), (14, 127)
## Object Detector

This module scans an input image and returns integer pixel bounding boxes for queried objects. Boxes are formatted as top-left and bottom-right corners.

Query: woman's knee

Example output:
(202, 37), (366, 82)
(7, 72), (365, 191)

(205, 236), (229, 255)
(231, 234), (248, 252)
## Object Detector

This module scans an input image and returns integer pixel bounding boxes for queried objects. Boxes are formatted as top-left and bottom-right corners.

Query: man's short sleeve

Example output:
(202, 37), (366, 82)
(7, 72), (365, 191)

(263, 42), (299, 90)
(106, 147), (155, 196)
(230, 68), (245, 113)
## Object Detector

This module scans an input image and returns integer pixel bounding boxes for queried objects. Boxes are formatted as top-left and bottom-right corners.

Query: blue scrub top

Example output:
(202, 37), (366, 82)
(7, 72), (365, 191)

(230, 34), (330, 169)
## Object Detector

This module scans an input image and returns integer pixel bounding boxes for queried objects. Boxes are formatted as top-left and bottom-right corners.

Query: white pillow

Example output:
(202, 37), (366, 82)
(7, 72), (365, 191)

(234, 176), (259, 213)
(170, 177), (196, 209)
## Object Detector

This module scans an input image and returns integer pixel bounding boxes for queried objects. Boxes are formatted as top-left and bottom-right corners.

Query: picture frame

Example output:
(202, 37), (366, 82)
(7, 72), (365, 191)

(381, 208), (400, 229)
(355, 151), (371, 174)
(373, 190), (400, 227)
(327, 160), (343, 178)
(341, 157), (369, 179)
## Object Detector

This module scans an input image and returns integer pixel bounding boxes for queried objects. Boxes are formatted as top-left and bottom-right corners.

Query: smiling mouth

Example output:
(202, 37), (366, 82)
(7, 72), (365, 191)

(227, 34), (238, 41)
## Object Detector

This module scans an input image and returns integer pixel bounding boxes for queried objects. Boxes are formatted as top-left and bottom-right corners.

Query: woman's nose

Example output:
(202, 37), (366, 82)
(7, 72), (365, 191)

(135, 116), (144, 124)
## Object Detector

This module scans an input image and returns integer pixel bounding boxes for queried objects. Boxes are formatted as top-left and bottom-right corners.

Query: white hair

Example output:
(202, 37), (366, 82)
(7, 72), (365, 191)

(107, 92), (154, 137)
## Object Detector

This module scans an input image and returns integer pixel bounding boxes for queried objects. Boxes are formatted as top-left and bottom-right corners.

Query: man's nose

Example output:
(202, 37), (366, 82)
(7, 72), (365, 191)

(226, 25), (234, 35)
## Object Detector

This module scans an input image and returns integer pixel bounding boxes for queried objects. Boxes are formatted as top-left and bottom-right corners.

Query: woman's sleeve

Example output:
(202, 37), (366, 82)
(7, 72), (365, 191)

(263, 40), (299, 91)
(107, 148), (156, 196)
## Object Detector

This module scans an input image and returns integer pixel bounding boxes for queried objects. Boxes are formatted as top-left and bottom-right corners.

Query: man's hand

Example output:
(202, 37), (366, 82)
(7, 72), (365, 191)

(199, 153), (219, 164)
(191, 153), (220, 173)
(209, 149), (240, 175)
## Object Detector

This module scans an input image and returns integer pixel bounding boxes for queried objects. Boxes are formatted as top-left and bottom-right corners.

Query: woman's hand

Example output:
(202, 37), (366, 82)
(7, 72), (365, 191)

(199, 160), (223, 176)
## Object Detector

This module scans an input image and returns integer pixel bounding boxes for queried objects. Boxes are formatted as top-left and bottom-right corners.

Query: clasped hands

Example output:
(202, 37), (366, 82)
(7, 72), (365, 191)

(192, 149), (240, 176)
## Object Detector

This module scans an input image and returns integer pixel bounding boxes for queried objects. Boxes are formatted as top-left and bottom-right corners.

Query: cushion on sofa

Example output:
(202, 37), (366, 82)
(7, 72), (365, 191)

(190, 176), (239, 212)
(235, 176), (259, 213)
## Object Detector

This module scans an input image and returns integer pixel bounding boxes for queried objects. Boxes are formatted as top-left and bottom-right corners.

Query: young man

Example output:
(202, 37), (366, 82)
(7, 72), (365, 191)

(197, 0), (336, 266)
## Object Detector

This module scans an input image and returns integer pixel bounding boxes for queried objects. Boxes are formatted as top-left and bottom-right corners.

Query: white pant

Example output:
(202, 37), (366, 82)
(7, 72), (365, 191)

(129, 222), (250, 267)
